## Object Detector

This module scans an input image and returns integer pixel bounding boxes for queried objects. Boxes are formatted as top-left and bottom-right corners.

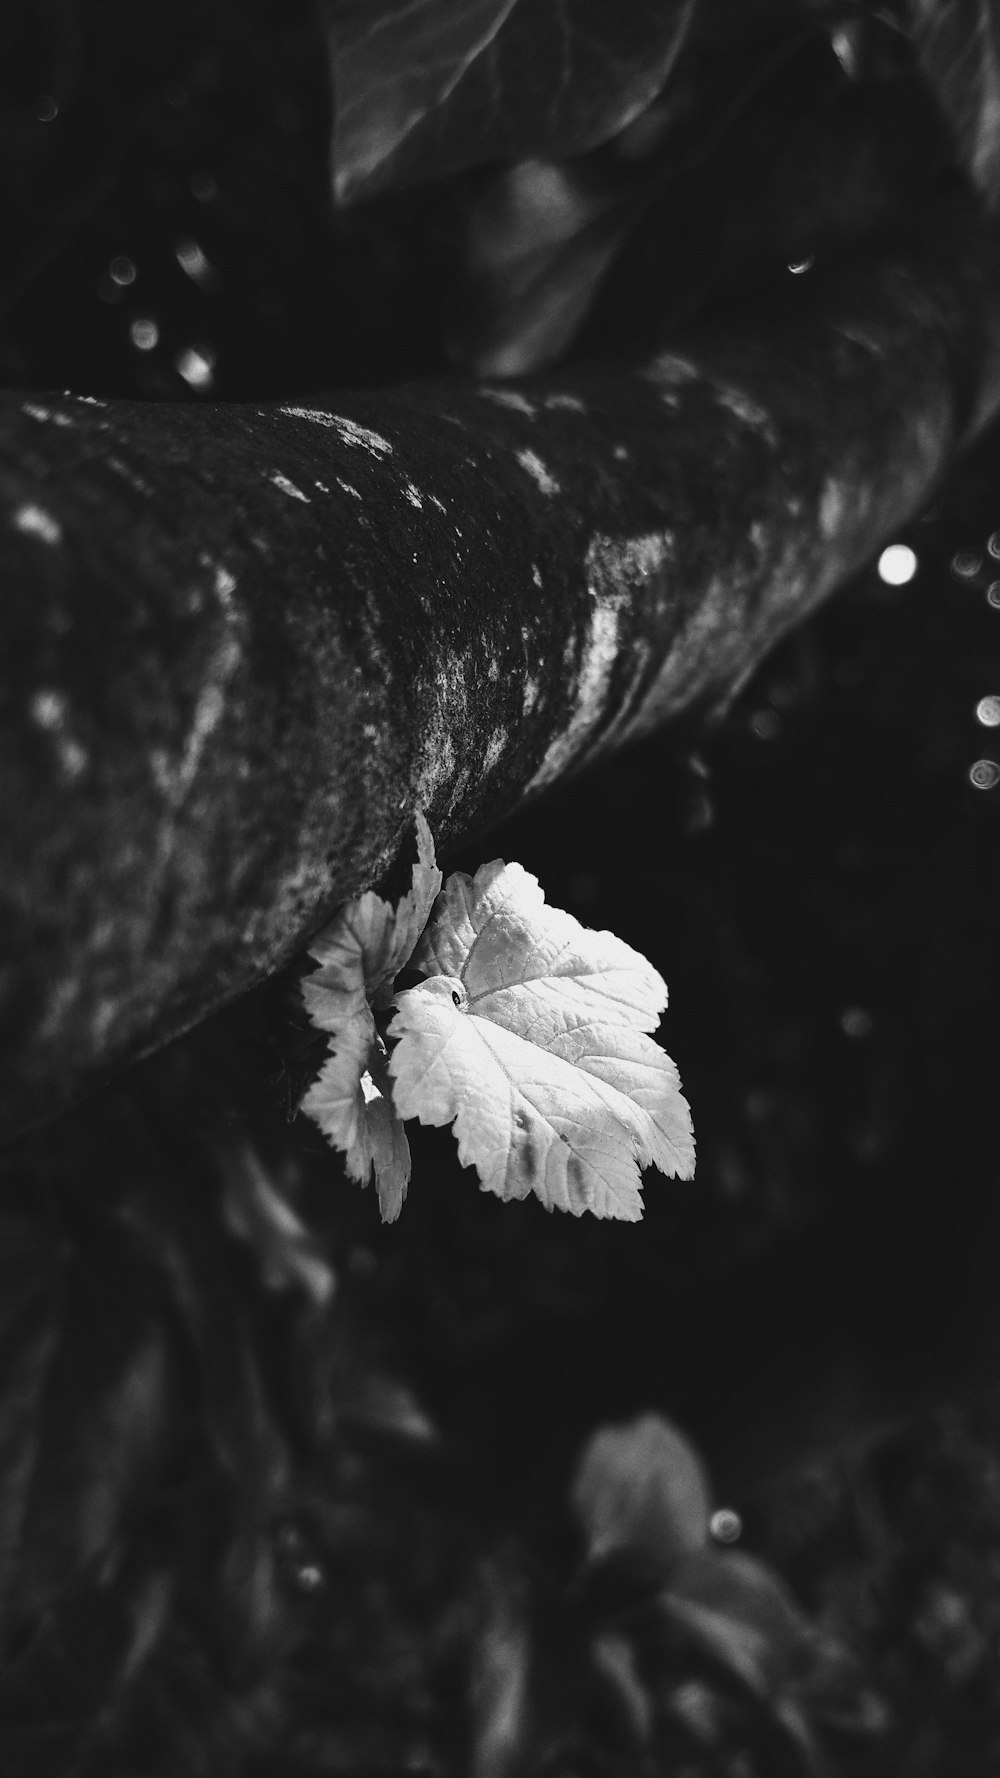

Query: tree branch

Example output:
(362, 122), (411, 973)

(3, 224), (1000, 1132)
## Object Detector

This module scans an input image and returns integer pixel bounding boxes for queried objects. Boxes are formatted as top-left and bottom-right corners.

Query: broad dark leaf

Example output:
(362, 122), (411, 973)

(220, 1138), (336, 1307)
(910, 0), (1000, 208)
(659, 1545), (877, 1769)
(0, 1191), (177, 1632)
(663, 1547), (817, 1701)
(572, 1413), (710, 1579)
(454, 156), (638, 376)
(325, 0), (697, 203)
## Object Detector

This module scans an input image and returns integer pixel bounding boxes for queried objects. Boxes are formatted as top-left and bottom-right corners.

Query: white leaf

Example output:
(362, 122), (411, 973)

(388, 860), (694, 1219)
(301, 812), (440, 1217)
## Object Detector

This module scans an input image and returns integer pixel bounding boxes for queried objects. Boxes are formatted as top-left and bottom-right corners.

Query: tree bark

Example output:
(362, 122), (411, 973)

(3, 224), (1000, 1133)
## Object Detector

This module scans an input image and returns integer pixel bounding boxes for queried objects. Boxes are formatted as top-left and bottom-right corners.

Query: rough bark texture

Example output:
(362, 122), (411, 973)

(3, 229), (1000, 1132)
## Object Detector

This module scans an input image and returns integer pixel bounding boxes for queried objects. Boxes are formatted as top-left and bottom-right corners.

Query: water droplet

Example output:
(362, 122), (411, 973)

(987, 582), (1000, 609)
(988, 531), (1000, 560)
(840, 1007), (873, 1039)
(710, 1508), (742, 1544)
(34, 94), (58, 122)
(877, 544), (917, 586)
(952, 550), (982, 580)
(969, 758), (1000, 790)
(175, 345), (215, 390)
(109, 255), (136, 287)
(976, 695), (1000, 727)
(129, 317), (159, 352)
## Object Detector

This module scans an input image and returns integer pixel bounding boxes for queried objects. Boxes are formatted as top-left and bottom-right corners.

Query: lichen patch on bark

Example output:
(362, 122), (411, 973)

(22, 401), (77, 428)
(477, 387), (537, 418)
(527, 599), (625, 793)
(515, 448), (560, 495)
(269, 471), (310, 502)
(278, 406), (393, 457)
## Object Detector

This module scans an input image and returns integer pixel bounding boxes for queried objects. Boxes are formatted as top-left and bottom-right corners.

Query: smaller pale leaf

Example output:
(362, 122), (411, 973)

(360, 1062), (412, 1222)
(300, 1002), (380, 1176)
(305, 808), (441, 1011)
(301, 812), (439, 1217)
(389, 860), (693, 1218)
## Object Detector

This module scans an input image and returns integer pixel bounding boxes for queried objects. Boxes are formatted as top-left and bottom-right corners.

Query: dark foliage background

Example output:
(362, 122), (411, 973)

(3, 0), (1000, 1773)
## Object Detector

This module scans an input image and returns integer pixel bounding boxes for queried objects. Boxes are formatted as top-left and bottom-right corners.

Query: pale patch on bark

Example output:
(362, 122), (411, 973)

(413, 658), (471, 809)
(528, 530), (675, 790)
(515, 448), (560, 495)
(482, 727), (508, 775)
(21, 401), (76, 428)
(587, 530), (674, 593)
(625, 536), (824, 736)
(478, 387), (537, 418)
(528, 602), (623, 793)
(710, 383), (777, 444)
(269, 471), (310, 502)
(107, 455), (153, 496)
(153, 557), (245, 814)
(278, 406), (393, 457)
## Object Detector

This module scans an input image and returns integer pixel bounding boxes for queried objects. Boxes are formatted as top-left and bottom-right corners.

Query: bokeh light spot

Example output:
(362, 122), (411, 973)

(975, 696), (1000, 728)
(109, 255), (136, 287)
(129, 317), (159, 351)
(877, 544), (917, 585)
(710, 1508), (742, 1544)
(34, 94), (58, 122)
(969, 759), (1000, 790)
(840, 1007), (873, 1040)
(951, 550), (982, 579)
(175, 238), (218, 290)
(175, 345), (216, 390)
